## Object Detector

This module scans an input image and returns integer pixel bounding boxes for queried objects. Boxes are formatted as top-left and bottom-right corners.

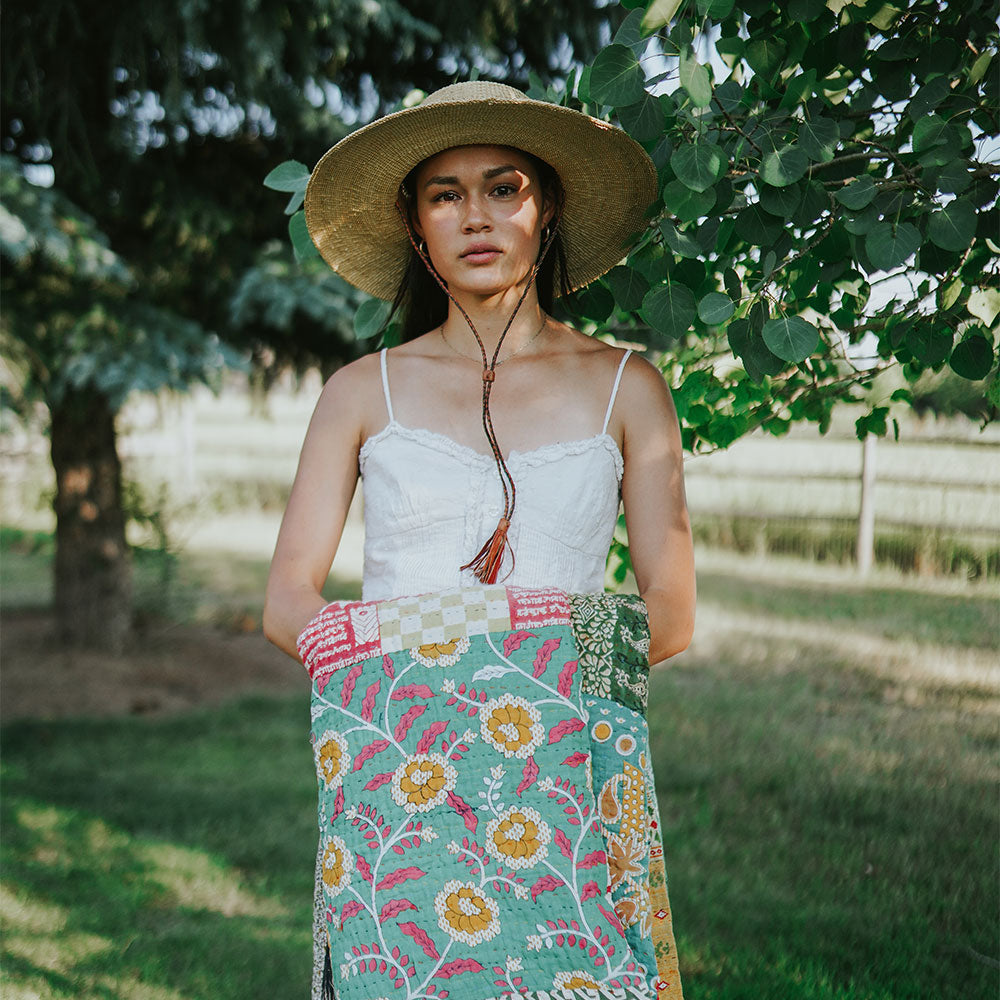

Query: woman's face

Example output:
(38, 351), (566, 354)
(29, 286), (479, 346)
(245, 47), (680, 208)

(411, 144), (554, 301)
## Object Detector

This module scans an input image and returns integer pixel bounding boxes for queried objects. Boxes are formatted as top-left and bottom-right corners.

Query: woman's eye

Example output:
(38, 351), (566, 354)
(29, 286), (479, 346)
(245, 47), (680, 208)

(431, 190), (459, 202)
(492, 183), (517, 197)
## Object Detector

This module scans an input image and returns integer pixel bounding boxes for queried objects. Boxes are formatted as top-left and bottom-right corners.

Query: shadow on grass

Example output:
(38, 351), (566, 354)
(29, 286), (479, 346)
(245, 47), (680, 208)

(696, 566), (1000, 650)
(2, 696), (317, 1000)
(649, 658), (999, 1000)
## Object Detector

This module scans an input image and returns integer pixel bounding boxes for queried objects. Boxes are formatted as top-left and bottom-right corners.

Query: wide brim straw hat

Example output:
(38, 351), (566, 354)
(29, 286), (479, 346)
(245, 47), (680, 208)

(304, 81), (658, 301)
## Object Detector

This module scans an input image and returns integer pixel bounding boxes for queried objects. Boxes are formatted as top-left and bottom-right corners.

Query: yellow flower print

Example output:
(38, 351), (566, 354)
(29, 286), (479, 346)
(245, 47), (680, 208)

(480, 694), (544, 760)
(553, 970), (602, 990)
(390, 752), (457, 813)
(433, 879), (501, 945)
(410, 636), (470, 667)
(606, 830), (646, 891)
(485, 805), (551, 870)
(314, 730), (351, 791)
(320, 834), (353, 896)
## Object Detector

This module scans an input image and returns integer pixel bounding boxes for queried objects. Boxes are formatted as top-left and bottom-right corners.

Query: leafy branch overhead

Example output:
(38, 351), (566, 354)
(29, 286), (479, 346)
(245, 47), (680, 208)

(573, 0), (999, 447)
(274, 2), (999, 444)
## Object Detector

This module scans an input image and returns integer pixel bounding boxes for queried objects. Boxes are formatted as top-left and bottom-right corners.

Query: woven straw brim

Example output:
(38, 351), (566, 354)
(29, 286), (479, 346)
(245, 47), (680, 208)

(304, 94), (658, 301)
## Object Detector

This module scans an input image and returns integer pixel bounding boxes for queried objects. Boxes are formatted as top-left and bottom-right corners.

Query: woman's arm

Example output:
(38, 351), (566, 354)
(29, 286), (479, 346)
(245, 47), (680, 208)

(617, 356), (696, 664)
(262, 361), (370, 659)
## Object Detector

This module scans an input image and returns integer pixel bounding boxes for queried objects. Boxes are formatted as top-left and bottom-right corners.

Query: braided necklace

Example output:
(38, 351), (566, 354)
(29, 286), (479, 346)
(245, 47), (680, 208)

(439, 313), (548, 366)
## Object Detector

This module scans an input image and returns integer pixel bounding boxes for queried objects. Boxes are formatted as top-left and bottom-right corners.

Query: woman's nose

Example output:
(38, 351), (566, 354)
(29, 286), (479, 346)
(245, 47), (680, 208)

(461, 194), (491, 232)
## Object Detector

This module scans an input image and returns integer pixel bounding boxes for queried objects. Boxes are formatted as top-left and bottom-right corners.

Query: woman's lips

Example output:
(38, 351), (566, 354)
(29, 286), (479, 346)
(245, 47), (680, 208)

(461, 244), (502, 263)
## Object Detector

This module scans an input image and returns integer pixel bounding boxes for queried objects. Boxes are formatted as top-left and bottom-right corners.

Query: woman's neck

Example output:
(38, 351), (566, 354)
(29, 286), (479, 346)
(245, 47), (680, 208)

(440, 287), (547, 362)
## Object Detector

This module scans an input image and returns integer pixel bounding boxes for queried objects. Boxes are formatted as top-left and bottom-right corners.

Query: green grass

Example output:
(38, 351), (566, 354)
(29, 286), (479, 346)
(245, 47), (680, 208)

(651, 652), (998, 1000)
(695, 563), (1000, 650)
(2, 697), (318, 1000)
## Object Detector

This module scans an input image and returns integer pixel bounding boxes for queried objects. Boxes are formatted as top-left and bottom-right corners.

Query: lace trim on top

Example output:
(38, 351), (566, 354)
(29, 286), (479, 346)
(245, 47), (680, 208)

(359, 421), (625, 481)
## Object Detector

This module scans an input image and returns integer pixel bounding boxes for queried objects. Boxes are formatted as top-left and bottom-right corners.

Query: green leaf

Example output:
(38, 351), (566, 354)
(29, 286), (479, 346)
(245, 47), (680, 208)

(353, 298), (391, 339)
(724, 268), (742, 302)
(760, 146), (809, 187)
(696, 0), (735, 17)
(907, 76), (951, 121)
(759, 182), (802, 218)
(642, 0), (684, 32)
(698, 292), (735, 325)
(672, 144), (726, 193)
(799, 117), (838, 162)
(606, 265), (650, 312)
(284, 189), (305, 216)
(716, 34), (745, 68)
(663, 180), (717, 222)
(950, 335), (994, 381)
(927, 200), (976, 252)
(679, 48), (713, 108)
(618, 93), (665, 142)
(912, 114), (950, 153)
(762, 315), (820, 362)
(906, 324), (952, 366)
(642, 280), (697, 341)
(660, 220), (703, 259)
(264, 160), (310, 192)
(788, 0), (826, 21)
(289, 211), (319, 261)
(612, 8), (646, 51)
(843, 205), (879, 236)
(835, 176), (877, 210)
(735, 203), (783, 245)
(780, 69), (818, 110)
(590, 44), (646, 106)
(936, 161), (973, 194)
(745, 37), (786, 79)
(866, 222), (920, 270)
(713, 78), (745, 113)
(570, 280), (616, 322)
(729, 319), (784, 382)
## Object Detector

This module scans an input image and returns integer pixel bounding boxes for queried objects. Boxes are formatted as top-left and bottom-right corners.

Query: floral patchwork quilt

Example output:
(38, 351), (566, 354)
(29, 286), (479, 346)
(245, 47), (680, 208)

(297, 586), (683, 1000)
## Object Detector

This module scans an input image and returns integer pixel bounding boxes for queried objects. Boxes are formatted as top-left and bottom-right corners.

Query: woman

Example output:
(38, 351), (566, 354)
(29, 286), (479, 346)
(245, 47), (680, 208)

(264, 82), (695, 1000)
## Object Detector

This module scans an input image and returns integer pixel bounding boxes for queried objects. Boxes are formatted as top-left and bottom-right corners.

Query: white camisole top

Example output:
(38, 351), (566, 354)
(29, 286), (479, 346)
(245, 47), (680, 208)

(358, 347), (632, 602)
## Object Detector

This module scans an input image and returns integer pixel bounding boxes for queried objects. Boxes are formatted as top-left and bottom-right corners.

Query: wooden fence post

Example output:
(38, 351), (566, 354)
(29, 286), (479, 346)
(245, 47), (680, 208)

(857, 434), (877, 575)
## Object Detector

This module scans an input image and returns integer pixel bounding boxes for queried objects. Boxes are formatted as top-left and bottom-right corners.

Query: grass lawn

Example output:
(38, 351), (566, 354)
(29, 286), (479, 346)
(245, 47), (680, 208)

(2, 536), (997, 999)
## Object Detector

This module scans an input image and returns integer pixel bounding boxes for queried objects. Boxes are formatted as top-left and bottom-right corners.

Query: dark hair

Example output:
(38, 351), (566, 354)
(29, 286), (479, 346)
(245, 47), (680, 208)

(385, 150), (570, 344)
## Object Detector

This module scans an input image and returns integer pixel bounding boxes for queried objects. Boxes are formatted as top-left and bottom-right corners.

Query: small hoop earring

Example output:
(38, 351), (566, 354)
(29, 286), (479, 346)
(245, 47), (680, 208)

(418, 240), (427, 255)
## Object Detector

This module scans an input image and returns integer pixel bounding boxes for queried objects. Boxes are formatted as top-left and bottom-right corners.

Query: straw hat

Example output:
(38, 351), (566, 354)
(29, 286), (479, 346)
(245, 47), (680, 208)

(304, 81), (658, 301)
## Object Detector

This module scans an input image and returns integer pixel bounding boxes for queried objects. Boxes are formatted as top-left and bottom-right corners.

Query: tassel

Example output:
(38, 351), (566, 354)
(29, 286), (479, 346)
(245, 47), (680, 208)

(461, 517), (512, 584)
(321, 939), (334, 1000)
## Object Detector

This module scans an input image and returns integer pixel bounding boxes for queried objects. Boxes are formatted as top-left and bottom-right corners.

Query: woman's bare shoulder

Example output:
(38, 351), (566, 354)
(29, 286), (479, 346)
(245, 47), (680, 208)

(309, 351), (389, 443)
(617, 351), (680, 431)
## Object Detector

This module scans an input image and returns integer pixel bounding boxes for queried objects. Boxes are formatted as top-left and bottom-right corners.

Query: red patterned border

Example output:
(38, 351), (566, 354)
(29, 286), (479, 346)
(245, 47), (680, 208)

(297, 600), (381, 681)
(507, 586), (572, 629)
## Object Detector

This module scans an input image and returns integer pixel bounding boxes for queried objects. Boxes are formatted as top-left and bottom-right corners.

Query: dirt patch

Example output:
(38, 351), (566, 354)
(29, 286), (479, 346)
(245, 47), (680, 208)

(1, 610), (305, 722)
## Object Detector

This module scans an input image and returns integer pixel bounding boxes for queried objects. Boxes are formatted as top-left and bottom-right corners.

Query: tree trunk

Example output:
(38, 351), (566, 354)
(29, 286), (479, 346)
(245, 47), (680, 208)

(50, 384), (133, 651)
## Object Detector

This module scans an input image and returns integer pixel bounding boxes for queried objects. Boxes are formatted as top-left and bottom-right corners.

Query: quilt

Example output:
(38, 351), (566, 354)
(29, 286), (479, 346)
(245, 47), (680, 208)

(297, 586), (683, 1000)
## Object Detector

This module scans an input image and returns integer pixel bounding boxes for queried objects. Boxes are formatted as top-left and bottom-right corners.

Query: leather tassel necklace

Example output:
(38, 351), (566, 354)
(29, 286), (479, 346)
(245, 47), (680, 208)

(395, 201), (559, 583)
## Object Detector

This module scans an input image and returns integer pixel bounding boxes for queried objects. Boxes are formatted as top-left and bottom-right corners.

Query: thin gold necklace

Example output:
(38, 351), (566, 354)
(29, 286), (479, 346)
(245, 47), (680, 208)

(439, 313), (548, 366)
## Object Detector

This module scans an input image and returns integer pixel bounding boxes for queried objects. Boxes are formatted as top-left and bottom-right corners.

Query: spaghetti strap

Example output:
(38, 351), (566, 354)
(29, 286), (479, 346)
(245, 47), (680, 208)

(379, 347), (395, 423)
(602, 349), (632, 434)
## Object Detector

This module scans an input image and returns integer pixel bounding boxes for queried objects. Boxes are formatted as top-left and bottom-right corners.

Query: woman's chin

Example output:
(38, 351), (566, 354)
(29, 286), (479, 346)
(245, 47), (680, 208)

(447, 269), (534, 302)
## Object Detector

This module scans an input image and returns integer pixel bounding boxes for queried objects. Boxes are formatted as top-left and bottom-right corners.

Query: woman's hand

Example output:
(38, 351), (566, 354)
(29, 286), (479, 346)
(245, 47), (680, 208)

(263, 361), (369, 659)
(616, 355), (696, 665)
